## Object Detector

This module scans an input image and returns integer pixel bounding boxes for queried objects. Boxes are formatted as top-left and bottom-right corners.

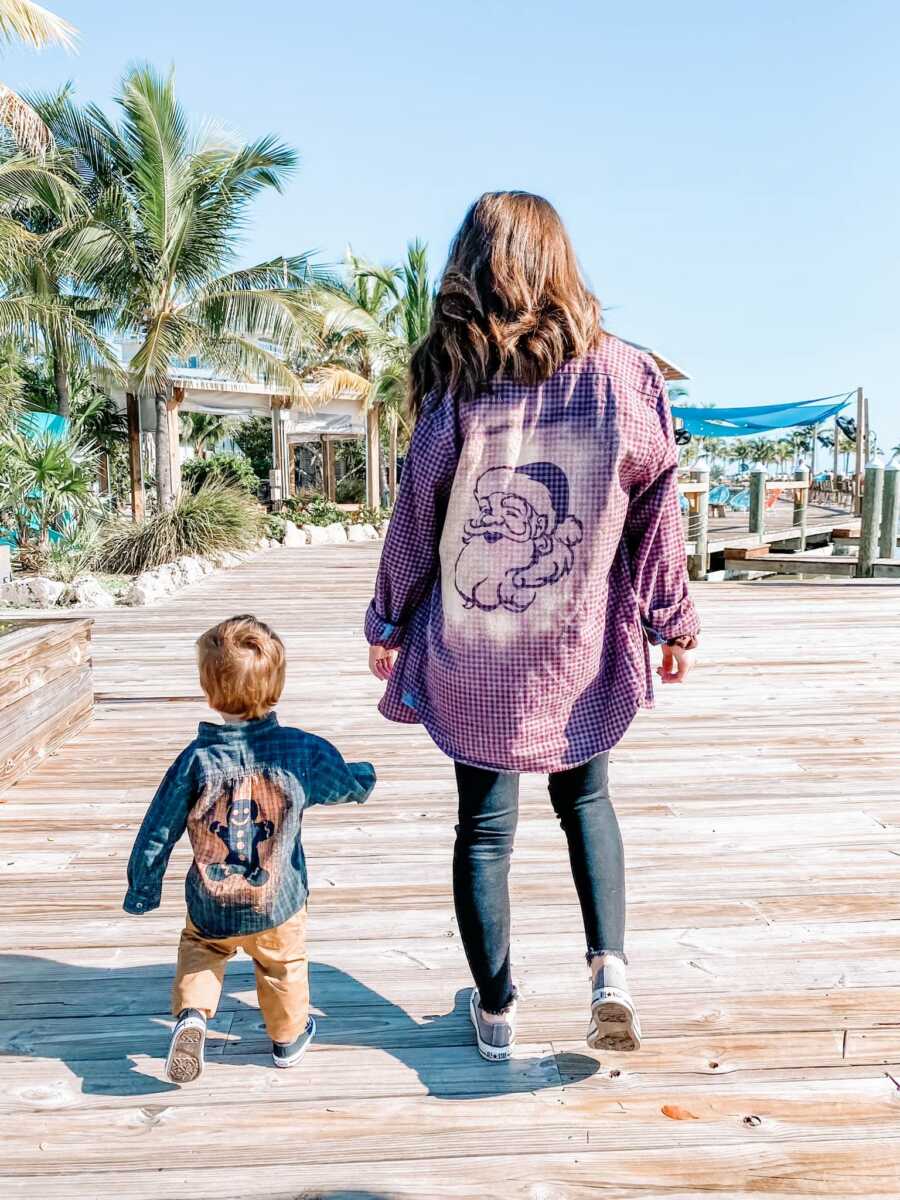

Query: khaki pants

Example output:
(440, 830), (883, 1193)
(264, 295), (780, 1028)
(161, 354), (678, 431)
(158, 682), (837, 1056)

(172, 906), (309, 1044)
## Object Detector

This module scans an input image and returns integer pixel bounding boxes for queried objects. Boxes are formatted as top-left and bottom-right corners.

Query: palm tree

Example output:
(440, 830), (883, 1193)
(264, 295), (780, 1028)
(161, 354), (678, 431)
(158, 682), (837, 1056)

(59, 65), (319, 508)
(730, 439), (753, 474)
(0, 144), (121, 404)
(314, 240), (433, 503)
(71, 386), (126, 492)
(0, 117), (123, 415)
(0, 424), (99, 567)
(0, 1), (76, 152)
(180, 410), (236, 458)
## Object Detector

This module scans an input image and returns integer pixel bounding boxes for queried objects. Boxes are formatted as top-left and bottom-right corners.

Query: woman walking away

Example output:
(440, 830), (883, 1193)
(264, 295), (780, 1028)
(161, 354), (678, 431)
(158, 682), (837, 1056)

(365, 192), (699, 1061)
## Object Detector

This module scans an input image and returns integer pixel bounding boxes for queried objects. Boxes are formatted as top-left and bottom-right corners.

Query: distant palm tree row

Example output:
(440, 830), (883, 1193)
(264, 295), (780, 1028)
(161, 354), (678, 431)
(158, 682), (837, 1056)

(0, 61), (433, 509)
(681, 429), (869, 476)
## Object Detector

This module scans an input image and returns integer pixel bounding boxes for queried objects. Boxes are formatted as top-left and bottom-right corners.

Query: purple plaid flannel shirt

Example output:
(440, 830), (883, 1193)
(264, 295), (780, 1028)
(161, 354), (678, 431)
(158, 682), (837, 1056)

(365, 336), (699, 773)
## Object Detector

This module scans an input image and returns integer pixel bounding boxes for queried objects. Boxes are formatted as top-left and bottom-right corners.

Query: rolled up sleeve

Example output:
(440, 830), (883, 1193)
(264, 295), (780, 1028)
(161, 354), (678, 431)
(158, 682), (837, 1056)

(365, 396), (459, 648)
(625, 375), (700, 645)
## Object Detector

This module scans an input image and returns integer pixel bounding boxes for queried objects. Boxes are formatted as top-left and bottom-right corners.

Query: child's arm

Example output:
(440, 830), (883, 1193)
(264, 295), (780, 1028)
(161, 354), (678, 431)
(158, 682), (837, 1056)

(123, 749), (195, 915)
(306, 737), (376, 807)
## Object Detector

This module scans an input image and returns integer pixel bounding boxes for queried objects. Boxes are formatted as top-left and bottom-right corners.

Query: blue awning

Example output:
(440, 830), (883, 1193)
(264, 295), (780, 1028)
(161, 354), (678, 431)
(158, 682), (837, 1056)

(671, 392), (853, 437)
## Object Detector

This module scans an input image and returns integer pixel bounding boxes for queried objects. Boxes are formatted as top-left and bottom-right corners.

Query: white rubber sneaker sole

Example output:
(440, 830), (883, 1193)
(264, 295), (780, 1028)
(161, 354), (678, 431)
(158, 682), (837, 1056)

(469, 991), (515, 1062)
(587, 988), (641, 1053)
(165, 1016), (207, 1083)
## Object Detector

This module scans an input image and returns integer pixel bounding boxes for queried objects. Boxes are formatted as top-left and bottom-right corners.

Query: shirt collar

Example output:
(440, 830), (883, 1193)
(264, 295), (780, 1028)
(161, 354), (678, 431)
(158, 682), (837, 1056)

(196, 712), (279, 744)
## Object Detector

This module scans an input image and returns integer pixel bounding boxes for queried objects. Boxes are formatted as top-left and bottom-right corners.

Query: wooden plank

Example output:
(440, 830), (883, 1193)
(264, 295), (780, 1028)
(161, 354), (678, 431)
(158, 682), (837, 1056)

(724, 545), (771, 560)
(724, 553), (858, 577)
(3, 1077), (900, 1175)
(0, 618), (92, 677)
(0, 668), (93, 796)
(0, 626), (91, 714)
(6, 1141), (900, 1199)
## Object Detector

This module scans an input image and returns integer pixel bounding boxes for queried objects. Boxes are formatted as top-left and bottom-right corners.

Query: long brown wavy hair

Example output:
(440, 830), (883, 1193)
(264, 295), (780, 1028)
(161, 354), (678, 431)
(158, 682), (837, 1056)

(409, 191), (602, 418)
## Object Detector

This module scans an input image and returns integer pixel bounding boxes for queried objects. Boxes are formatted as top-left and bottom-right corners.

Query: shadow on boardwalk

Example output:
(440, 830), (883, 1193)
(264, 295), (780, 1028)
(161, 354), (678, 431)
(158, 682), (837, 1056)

(0, 955), (598, 1102)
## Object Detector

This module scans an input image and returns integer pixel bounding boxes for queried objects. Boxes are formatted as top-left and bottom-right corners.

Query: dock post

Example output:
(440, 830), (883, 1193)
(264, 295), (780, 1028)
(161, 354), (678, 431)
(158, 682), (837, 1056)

(687, 467), (709, 581)
(879, 467), (900, 561)
(793, 466), (809, 550)
(856, 463), (884, 578)
(854, 386), (864, 516)
(749, 468), (767, 541)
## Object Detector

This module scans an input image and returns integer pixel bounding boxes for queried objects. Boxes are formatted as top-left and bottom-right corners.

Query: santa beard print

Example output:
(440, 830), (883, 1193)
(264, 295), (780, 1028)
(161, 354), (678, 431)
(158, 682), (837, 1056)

(454, 463), (584, 614)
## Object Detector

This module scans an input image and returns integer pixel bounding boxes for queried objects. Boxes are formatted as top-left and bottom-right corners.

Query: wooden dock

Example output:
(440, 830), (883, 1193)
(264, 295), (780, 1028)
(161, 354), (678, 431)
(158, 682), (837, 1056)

(2, 547), (900, 1199)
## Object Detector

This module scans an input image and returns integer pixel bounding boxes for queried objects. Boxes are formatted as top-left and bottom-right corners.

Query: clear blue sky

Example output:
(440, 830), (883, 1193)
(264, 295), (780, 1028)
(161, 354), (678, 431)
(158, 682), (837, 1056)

(8, 0), (899, 447)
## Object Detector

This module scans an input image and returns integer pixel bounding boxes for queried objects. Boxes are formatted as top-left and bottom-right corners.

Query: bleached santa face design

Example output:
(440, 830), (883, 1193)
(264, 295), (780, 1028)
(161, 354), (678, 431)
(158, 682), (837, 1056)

(455, 464), (584, 614)
(465, 490), (550, 545)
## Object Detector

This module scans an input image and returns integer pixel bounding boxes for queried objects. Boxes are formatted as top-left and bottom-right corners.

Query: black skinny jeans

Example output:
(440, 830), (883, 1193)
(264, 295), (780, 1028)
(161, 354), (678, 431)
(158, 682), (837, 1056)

(453, 753), (625, 1013)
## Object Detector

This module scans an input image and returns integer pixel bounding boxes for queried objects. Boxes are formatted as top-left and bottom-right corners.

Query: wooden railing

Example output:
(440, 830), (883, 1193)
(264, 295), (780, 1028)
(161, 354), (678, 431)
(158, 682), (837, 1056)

(748, 469), (810, 548)
(678, 470), (710, 581)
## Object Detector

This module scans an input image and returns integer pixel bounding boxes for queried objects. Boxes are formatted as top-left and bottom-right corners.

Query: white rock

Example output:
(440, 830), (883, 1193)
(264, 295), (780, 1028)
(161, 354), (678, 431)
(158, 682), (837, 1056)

(283, 520), (307, 547)
(0, 545), (10, 583)
(379, 519), (390, 539)
(124, 570), (171, 607)
(0, 579), (31, 606)
(67, 576), (116, 609)
(26, 576), (66, 607)
(175, 556), (206, 586)
(346, 523), (379, 543)
(124, 577), (158, 606)
(154, 564), (180, 591)
(301, 524), (330, 545)
(324, 522), (348, 544)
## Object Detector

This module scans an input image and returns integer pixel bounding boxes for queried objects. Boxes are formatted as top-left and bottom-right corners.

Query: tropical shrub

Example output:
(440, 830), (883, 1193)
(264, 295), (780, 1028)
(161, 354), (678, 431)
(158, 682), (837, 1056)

(44, 516), (106, 582)
(0, 427), (102, 571)
(282, 494), (343, 527)
(181, 451), (259, 495)
(96, 484), (266, 574)
(234, 415), (274, 480)
(265, 512), (287, 542)
(346, 504), (391, 529)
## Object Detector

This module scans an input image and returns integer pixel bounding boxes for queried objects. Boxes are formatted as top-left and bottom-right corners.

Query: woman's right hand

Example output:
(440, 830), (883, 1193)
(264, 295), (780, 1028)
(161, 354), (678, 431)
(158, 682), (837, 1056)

(369, 644), (398, 681)
(657, 643), (695, 684)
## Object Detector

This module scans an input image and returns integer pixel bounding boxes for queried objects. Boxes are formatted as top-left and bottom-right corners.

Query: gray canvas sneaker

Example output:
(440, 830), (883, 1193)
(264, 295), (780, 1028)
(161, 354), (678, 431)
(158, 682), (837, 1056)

(469, 989), (517, 1062)
(587, 957), (641, 1052)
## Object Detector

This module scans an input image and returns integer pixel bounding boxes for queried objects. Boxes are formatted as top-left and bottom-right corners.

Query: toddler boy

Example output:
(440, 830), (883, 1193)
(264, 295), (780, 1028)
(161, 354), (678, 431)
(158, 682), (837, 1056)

(124, 614), (375, 1082)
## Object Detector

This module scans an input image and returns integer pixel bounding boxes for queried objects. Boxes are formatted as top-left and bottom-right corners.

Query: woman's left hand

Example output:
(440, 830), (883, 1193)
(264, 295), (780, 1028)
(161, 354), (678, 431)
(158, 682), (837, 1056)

(369, 645), (398, 681)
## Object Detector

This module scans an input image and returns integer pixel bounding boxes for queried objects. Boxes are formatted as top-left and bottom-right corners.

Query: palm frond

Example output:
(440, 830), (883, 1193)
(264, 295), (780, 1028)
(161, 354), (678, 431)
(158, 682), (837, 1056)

(0, 150), (85, 215)
(0, 84), (51, 153)
(188, 327), (315, 405)
(0, 0), (77, 50)
(0, 295), (124, 379)
(310, 364), (372, 405)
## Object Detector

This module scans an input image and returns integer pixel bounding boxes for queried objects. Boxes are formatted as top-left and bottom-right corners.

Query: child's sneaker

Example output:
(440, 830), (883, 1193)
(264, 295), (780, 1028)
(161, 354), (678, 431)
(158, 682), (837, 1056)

(469, 989), (517, 1062)
(587, 957), (641, 1052)
(165, 1008), (207, 1083)
(272, 1016), (316, 1068)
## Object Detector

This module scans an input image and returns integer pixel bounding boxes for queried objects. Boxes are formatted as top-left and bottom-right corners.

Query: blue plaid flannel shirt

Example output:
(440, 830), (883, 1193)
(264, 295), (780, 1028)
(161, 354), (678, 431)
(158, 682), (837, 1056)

(124, 713), (375, 937)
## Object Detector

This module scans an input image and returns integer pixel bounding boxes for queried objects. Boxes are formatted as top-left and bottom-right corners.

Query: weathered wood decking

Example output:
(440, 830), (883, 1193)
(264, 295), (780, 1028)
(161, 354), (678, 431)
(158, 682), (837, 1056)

(2, 547), (900, 1199)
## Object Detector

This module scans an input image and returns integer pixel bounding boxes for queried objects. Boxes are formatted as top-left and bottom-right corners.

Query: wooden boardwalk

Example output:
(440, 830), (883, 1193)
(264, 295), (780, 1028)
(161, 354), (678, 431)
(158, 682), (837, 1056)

(2, 547), (900, 1199)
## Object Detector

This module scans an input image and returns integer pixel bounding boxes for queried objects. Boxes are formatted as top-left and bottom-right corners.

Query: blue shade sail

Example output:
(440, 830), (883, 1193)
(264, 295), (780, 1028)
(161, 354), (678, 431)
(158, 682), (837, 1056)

(671, 392), (853, 437)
